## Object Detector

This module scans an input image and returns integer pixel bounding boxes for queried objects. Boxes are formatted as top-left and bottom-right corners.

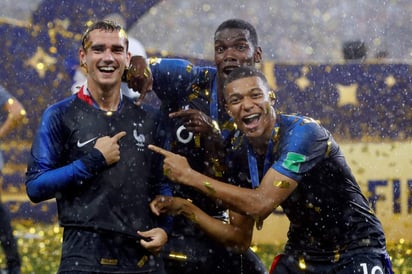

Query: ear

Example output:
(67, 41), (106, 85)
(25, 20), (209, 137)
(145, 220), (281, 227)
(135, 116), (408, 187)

(269, 90), (276, 105)
(125, 51), (132, 68)
(79, 47), (86, 65)
(254, 46), (263, 63)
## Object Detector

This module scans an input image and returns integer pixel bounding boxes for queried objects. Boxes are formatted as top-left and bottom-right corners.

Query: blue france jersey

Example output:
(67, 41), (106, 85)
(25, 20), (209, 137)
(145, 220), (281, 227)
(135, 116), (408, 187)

(232, 113), (387, 261)
(149, 58), (237, 229)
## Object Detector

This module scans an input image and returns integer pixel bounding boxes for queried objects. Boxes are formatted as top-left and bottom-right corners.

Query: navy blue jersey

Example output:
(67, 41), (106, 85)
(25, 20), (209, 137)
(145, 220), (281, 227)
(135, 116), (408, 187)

(26, 93), (169, 234)
(149, 58), (267, 273)
(149, 58), (235, 229)
(26, 92), (170, 272)
(230, 113), (387, 262)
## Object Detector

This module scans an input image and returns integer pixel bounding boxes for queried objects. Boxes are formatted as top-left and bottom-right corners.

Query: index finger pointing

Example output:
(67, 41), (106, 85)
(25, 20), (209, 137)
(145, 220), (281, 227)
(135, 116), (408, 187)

(148, 144), (173, 156)
(113, 131), (127, 141)
(169, 109), (194, 119)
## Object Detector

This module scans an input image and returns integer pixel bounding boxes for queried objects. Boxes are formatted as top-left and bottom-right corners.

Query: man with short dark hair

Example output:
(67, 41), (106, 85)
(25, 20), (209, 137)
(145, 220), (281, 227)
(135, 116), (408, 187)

(150, 66), (394, 274)
(26, 20), (170, 274)
(127, 18), (267, 274)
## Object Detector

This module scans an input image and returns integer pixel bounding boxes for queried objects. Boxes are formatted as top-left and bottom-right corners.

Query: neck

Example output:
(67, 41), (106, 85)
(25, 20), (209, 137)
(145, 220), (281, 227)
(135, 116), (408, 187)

(87, 82), (121, 111)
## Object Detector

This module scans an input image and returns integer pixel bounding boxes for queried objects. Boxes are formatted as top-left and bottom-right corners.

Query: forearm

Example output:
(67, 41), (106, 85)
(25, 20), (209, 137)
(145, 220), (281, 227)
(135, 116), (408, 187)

(181, 170), (263, 217)
(178, 199), (251, 252)
(26, 149), (106, 203)
(26, 160), (90, 202)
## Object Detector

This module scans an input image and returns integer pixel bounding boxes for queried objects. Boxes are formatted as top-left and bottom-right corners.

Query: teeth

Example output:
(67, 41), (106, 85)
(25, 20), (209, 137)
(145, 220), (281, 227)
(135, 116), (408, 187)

(244, 114), (260, 119)
(243, 113), (260, 124)
(100, 67), (115, 72)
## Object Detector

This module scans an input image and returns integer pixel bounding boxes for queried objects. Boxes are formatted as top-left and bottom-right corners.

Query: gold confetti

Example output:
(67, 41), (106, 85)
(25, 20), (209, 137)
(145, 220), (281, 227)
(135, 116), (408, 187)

(273, 180), (290, 188)
(298, 257), (307, 270)
(137, 255), (148, 268)
(168, 252), (187, 261)
(203, 181), (216, 194)
(100, 258), (118, 265)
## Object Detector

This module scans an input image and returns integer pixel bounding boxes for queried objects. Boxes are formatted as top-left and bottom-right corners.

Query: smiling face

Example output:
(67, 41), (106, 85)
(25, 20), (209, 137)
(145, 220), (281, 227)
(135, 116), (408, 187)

(225, 75), (275, 140)
(79, 28), (131, 92)
(214, 28), (262, 88)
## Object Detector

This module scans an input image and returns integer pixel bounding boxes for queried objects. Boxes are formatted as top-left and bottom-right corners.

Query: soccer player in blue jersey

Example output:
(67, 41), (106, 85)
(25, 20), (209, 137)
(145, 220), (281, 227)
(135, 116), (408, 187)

(25, 21), (170, 274)
(127, 19), (267, 274)
(149, 67), (394, 274)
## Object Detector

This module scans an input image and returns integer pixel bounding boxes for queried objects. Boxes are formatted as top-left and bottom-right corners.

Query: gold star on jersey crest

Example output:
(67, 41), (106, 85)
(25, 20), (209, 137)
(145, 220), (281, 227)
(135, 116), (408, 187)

(25, 47), (57, 78)
(336, 83), (359, 107)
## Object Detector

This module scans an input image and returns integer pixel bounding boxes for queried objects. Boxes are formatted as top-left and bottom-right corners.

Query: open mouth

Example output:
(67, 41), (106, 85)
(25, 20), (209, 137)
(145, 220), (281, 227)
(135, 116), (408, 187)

(242, 113), (261, 125)
(98, 66), (115, 73)
(222, 65), (239, 76)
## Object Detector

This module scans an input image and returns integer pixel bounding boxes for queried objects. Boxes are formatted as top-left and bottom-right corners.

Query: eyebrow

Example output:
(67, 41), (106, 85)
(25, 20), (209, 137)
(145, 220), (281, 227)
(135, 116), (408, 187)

(90, 44), (125, 50)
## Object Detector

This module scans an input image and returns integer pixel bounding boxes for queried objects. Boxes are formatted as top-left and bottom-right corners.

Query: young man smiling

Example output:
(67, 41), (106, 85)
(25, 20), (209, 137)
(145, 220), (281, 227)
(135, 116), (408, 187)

(26, 21), (170, 274)
(149, 67), (394, 274)
(126, 19), (267, 274)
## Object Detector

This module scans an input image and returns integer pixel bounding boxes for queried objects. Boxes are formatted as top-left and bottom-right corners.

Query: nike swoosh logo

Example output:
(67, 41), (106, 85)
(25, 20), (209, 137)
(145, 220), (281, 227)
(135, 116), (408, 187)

(77, 137), (98, 148)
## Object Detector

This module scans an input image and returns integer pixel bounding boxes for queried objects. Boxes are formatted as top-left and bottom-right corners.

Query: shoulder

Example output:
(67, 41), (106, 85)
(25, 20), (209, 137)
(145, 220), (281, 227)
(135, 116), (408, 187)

(42, 95), (78, 120)
(278, 114), (331, 156)
(280, 114), (328, 141)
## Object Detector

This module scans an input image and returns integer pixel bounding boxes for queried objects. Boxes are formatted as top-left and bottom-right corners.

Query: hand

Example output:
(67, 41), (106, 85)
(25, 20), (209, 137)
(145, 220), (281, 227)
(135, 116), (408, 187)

(94, 131), (126, 165)
(170, 109), (218, 136)
(150, 195), (187, 216)
(126, 55), (153, 105)
(148, 144), (193, 184)
(137, 228), (167, 255)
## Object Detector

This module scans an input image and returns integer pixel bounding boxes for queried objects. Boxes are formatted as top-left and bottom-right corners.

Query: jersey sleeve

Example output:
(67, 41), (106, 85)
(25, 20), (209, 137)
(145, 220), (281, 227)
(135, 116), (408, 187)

(149, 58), (214, 106)
(25, 103), (107, 203)
(272, 118), (331, 182)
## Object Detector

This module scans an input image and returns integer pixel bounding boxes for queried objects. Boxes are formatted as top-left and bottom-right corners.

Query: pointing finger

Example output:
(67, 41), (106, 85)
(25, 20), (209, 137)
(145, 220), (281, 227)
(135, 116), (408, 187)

(148, 144), (173, 157)
(169, 109), (194, 119)
(113, 131), (127, 141)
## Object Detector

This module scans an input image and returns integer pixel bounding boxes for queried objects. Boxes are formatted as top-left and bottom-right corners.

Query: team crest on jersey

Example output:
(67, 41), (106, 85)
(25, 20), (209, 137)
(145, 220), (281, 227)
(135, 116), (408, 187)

(133, 123), (146, 151)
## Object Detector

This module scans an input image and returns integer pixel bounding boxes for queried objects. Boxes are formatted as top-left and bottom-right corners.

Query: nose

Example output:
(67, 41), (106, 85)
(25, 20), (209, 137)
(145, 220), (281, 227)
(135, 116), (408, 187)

(103, 49), (115, 61)
(223, 47), (237, 62)
(241, 95), (254, 111)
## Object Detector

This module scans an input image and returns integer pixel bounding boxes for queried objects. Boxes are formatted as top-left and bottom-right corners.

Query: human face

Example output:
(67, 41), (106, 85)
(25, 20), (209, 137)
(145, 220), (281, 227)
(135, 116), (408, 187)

(79, 29), (130, 91)
(225, 76), (275, 139)
(214, 28), (262, 84)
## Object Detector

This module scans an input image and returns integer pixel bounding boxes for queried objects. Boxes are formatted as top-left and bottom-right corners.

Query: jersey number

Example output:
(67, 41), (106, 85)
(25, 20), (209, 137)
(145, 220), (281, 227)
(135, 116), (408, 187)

(360, 263), (383, 274)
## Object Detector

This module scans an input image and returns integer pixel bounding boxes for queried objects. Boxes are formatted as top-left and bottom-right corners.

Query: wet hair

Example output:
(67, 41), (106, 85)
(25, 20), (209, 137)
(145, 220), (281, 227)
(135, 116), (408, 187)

(224, 67), (268, 88)
(81, 20), (129, 50)
(215, 19), (258, 47)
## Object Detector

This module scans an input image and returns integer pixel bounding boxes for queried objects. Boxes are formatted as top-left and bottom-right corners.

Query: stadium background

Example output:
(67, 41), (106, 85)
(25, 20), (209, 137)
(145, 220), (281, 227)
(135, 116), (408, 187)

(0, 0), (411, 272)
